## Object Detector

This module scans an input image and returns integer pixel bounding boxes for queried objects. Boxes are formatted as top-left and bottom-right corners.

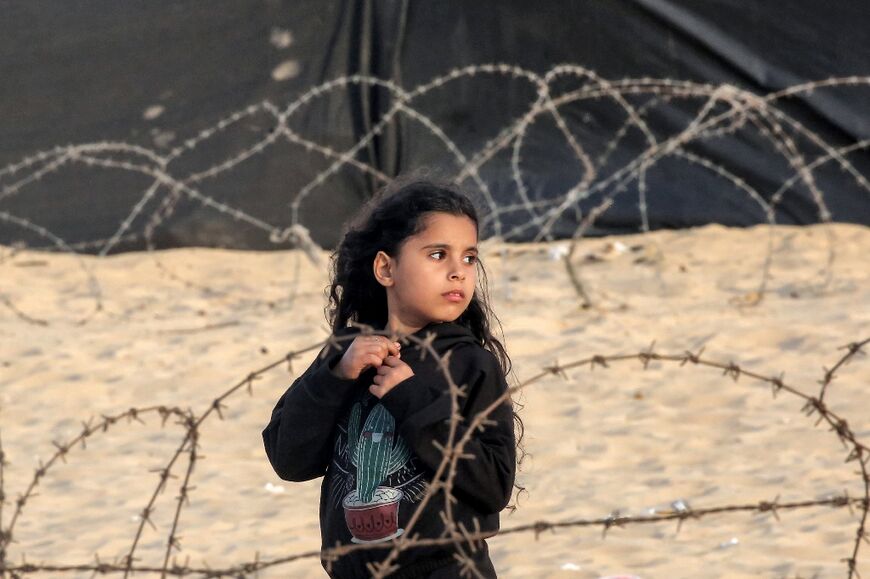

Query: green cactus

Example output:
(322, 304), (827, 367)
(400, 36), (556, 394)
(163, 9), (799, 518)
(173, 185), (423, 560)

(347, 401), (411, 503)
(347, 401), (361, 459)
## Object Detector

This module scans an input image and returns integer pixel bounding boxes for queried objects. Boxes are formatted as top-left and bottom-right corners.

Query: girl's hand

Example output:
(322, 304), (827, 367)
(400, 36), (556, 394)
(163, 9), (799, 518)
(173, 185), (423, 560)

(369, 355), (414, 399)
(332, 335), (401, 381)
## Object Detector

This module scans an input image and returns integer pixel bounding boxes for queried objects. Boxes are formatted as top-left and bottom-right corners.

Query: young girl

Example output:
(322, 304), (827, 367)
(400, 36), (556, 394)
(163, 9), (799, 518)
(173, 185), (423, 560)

(262, 179), (525, 578)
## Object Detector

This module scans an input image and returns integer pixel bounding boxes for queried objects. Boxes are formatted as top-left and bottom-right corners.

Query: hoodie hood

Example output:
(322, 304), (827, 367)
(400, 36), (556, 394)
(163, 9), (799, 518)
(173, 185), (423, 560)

(336, 320), (478, 355)
(402, 320), (479, 353)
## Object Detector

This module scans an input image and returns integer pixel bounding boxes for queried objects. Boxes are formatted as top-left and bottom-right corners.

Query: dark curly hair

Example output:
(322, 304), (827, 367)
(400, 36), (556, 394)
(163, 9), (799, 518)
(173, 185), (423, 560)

(324, 177), (528, 511)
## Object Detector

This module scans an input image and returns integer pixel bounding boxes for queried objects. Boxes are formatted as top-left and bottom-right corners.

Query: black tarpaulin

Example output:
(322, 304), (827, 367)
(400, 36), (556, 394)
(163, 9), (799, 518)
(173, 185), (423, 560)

(1, 0), (867, 252)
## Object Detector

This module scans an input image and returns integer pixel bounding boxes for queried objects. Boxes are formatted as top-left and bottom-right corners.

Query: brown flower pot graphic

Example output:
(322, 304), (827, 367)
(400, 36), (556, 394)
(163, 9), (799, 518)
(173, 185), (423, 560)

(343, 402), (412, 543)
(343, 486), (404, 543)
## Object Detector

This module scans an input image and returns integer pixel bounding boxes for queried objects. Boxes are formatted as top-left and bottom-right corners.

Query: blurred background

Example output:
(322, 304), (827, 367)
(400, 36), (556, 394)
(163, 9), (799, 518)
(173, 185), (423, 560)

(2, 0), (868, 253)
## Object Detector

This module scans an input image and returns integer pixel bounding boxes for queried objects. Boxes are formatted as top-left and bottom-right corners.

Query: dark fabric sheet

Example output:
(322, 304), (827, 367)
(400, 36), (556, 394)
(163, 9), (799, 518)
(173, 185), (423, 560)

(1, 1), (867, 252)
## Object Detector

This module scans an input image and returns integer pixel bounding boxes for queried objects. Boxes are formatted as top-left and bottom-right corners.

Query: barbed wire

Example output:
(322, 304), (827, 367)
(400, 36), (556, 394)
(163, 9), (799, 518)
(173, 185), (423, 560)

(2, 65), (869, 326)
(2, 62), (868, 577)
(0, 322), (866, 577)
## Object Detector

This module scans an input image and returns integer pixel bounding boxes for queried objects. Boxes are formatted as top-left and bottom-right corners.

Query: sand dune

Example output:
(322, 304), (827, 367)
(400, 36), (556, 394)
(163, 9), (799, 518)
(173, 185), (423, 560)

(0, 222), (868, 578)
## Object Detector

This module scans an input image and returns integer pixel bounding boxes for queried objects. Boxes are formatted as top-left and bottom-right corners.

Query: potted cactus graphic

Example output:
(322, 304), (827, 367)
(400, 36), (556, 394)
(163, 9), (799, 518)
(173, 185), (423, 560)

(342, 401), (411, 543)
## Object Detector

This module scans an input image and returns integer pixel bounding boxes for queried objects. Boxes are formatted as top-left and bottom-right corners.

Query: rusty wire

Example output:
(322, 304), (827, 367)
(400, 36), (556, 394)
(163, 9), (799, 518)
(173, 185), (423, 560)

(0, 330), (866, 578)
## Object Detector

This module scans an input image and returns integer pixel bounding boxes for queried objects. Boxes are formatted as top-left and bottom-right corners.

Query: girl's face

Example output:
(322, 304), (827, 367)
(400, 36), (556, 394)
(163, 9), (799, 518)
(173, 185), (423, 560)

(374, 212), (478, 333)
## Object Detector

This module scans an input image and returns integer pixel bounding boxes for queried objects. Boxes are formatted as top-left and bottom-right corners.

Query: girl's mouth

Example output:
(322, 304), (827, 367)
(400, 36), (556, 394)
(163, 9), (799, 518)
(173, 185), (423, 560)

(442, 291), (464, 302)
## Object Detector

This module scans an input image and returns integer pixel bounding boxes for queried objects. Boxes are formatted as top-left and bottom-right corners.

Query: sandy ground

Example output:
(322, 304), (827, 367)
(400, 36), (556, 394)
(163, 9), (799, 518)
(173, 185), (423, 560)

(0, 222), (868, 578)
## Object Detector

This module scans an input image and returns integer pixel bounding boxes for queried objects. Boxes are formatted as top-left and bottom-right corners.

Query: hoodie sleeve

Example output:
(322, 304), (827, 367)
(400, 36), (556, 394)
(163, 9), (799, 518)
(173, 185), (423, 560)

(379, 345), (516, 515)
(262, 333), (360, 482)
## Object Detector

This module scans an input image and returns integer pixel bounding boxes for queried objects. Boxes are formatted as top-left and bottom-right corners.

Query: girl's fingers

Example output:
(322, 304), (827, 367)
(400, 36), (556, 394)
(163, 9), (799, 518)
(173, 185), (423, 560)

(370, 357), (394, 376)
(366, 353), (383, 368)
(355, 337), (400, 372)
(368, 339), (400, 358)
(378, 338), (401, 358)
(381, 355), (402, 367)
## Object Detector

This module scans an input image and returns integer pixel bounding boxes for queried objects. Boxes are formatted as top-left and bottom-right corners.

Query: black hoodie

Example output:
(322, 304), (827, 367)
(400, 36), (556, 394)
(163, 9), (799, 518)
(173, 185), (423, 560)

(262, 321), (516, 578)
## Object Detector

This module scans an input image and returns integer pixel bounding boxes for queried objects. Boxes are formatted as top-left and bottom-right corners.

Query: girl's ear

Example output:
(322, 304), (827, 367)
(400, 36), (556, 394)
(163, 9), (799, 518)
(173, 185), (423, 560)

(373, 250), (394, 287)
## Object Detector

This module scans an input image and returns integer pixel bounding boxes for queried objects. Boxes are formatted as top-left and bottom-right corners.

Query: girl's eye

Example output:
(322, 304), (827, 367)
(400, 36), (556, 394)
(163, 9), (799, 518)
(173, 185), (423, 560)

(429, 251), (477, 264)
